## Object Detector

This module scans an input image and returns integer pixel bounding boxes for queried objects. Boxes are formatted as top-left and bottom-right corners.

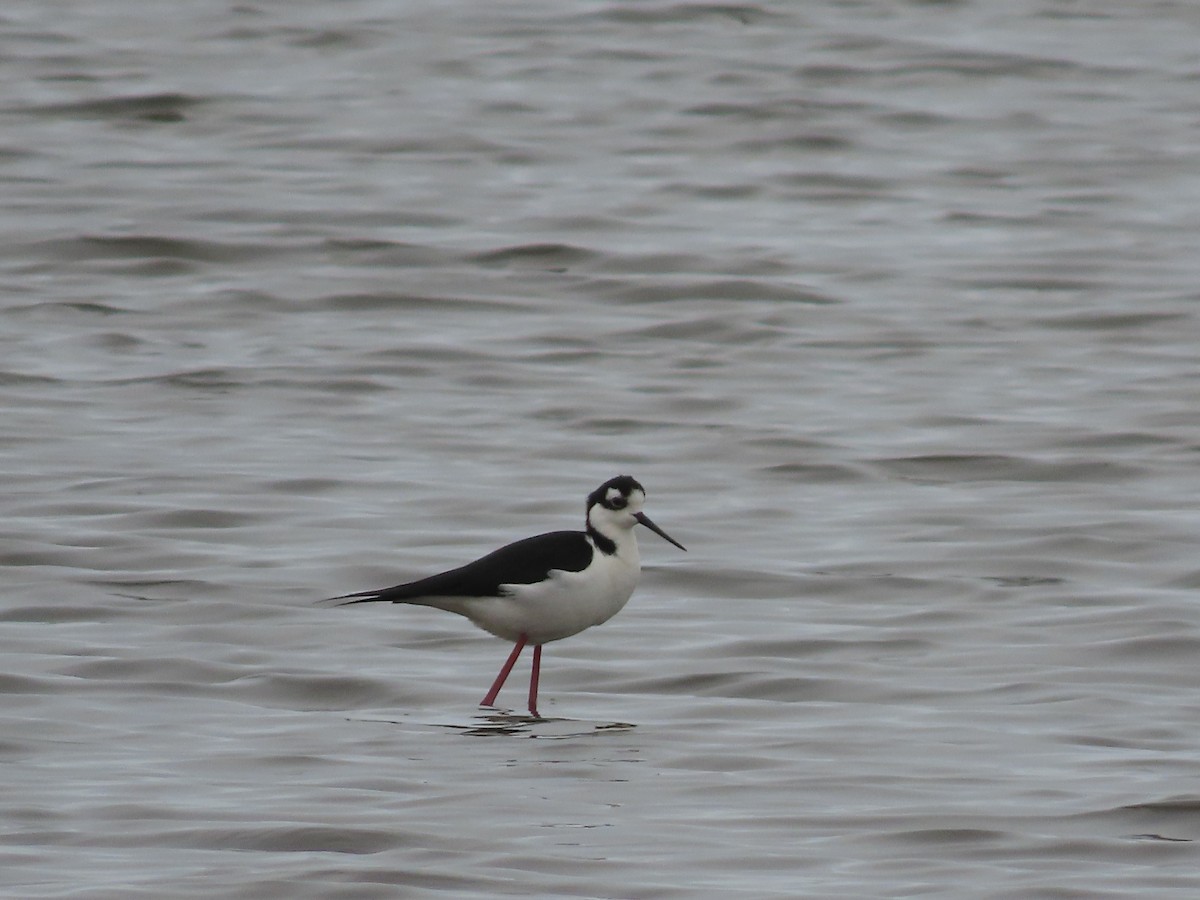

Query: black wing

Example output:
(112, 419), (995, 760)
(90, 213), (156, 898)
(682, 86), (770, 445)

(329, 530), (593, 605)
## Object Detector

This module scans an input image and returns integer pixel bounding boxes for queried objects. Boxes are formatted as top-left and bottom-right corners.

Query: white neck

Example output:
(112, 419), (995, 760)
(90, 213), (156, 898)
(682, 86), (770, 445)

(586, 506), (640, 562)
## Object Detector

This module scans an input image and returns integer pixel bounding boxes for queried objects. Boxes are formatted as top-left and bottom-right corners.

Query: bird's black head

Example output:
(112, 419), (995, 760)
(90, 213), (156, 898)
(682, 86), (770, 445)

(587, 474), (645, 513)
(585, 475), (686, 552)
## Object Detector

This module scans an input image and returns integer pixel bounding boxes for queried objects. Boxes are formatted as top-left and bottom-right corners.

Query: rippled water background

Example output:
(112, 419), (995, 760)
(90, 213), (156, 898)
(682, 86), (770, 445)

(5, 1), (1200, 897)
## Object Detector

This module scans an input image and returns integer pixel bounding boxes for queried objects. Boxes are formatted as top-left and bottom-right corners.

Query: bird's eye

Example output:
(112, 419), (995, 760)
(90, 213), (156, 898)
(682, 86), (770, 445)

(609, 496), (627, 509)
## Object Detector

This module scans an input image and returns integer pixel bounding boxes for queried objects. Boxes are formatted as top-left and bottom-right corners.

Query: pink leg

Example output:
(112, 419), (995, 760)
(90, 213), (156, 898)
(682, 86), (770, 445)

(528, 644), (542, 717)
(481, 634), (527, 708)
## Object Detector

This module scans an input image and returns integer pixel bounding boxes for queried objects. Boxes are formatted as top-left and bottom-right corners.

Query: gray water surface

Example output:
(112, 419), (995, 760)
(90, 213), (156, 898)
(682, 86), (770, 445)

(4, 1), (1200, 897)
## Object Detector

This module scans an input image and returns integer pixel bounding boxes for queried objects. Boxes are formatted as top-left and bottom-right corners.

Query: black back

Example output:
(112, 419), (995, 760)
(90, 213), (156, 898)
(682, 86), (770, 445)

(337, 530), (594, 604)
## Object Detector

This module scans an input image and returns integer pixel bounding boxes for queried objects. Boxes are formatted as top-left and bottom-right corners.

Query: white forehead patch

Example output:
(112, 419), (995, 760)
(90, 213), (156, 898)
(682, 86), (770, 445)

(606, 487), (624, 502)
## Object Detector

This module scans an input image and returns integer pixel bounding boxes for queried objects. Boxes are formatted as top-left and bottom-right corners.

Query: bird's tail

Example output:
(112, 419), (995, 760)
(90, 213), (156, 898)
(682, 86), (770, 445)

(318, 589), (392, 607)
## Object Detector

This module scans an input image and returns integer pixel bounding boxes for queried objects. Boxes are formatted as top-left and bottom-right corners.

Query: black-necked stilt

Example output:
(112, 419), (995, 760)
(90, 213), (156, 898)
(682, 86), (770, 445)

(327, 475), (685, 717)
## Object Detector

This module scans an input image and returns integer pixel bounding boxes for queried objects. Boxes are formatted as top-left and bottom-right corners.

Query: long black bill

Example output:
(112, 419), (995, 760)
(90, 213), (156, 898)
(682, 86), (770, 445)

(634, 512), (687, 551)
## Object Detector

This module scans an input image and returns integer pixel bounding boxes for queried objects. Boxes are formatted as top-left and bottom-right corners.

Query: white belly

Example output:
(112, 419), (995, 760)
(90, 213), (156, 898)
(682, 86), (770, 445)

(456, 551), (641, 645)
